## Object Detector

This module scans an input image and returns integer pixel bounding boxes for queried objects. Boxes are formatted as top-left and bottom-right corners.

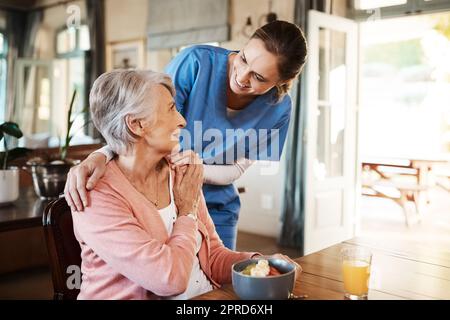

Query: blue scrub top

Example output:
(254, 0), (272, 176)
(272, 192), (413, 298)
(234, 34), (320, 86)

(165, 45), (292, 226)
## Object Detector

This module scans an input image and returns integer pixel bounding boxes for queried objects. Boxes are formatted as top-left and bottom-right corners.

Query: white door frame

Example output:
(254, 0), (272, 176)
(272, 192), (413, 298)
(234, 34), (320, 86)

(304, 10), (358, 255)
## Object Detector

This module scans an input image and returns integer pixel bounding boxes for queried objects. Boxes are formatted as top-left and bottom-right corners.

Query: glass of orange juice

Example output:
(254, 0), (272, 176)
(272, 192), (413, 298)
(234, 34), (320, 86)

(341, 247), (372, 300)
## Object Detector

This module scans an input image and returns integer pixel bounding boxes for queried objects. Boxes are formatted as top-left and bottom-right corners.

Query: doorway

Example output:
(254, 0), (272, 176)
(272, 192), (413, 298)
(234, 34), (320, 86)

(358, 11), (450, 250)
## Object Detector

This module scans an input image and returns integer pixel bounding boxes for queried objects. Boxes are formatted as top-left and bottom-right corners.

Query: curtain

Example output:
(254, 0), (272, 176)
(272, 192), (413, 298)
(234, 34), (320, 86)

(86, 0), (106, 139)
(22, 10), (43, 59)
(147, 0), (230, 50)
(86, 0), (105, 85)
(5, 10), (25, 121)
(278, 0), (327, 253)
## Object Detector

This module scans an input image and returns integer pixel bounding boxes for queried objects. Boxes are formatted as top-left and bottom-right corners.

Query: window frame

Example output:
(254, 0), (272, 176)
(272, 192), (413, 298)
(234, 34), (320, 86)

(54, 23), (91, 137)
(0, 29), (7, 123)
(55, 21), (90, 58)
(350, 0), (450, 20)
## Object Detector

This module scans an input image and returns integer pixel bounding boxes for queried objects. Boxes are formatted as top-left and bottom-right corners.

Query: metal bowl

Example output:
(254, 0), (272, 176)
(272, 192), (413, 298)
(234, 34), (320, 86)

(232, 257), (296, 300)
(24, 159), (80, 200)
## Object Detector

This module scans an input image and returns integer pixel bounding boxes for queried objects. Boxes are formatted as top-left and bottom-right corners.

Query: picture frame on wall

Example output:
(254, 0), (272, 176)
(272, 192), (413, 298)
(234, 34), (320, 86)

(106, 39), (146, 71)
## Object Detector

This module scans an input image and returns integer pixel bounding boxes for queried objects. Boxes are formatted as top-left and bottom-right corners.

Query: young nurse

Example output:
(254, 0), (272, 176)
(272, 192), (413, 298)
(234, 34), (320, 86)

(64, 20), (308, 250)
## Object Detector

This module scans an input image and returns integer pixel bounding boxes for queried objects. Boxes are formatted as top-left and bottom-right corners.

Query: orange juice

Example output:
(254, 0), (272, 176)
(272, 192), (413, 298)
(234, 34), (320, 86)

(342, 260), (370, 297)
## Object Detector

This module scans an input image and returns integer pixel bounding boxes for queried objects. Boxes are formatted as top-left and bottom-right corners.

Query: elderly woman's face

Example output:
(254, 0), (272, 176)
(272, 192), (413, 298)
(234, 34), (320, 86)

(139, 84), (186, 154)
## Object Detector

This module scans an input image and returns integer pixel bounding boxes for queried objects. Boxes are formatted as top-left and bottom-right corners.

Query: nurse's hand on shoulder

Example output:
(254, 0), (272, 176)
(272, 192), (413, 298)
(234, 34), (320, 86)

(173, 161), (204, 218)
(168, 149), (203, 168)
(64, 152), (108, 212)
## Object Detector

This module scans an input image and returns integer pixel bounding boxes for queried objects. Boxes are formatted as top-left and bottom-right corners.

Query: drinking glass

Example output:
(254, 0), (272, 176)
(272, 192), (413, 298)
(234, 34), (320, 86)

(341, 247), (372, 300)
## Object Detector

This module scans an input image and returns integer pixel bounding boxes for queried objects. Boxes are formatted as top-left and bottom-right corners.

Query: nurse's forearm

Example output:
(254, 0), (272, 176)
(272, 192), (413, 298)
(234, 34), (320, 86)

(94, 145), (115, 162)
(94, 146), (254, 185)
(203, 158), (254, 185)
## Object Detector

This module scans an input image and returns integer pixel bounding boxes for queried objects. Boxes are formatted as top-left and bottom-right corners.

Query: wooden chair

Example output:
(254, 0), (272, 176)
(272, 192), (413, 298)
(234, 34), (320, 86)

(42, 197), (81, 300)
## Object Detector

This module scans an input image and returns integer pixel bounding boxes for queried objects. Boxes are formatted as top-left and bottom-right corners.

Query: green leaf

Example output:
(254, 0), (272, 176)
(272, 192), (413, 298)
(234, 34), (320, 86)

(0, 122), (23, 139)
(60, 90), (77, 160)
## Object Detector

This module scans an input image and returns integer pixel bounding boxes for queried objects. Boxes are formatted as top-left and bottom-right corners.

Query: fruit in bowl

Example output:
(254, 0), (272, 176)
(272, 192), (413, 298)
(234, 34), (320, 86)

(232, 257), (298, 300)
(240, 259), (282, 277)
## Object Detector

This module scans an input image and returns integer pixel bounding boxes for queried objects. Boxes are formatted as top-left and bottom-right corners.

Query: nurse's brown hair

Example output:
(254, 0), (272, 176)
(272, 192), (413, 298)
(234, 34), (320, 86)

(251, 20), (308, 102)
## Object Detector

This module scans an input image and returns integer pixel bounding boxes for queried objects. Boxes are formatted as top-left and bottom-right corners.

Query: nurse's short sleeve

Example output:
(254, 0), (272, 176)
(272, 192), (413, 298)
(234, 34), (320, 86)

(250, 97), (292, 161)
(164, 47), (200, 116)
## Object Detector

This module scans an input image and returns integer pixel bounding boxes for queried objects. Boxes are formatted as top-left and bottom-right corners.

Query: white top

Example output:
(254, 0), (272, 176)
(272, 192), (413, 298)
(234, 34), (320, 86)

(158, 170), (213, 300)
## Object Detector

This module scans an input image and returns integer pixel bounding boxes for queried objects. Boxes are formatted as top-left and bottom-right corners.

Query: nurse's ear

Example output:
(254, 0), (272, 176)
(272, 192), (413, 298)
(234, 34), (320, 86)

(125, 115), (145, 137)
(275, 79), (294, 96)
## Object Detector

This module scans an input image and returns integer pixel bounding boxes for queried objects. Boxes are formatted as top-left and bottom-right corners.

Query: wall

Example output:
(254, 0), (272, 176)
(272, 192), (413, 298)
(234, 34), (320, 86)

(222, 0), (295, 50)
(105, 0), (148, 43)
(103, 0), (172, 72)
(332, 0), (349, 18)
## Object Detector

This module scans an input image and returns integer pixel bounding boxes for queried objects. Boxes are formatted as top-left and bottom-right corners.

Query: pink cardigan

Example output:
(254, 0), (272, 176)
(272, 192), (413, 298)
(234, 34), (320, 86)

(72, 161), (257, 300)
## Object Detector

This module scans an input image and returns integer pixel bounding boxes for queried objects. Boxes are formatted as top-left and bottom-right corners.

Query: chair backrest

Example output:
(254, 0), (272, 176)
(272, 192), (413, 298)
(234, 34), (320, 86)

(43, 197), (81, 300)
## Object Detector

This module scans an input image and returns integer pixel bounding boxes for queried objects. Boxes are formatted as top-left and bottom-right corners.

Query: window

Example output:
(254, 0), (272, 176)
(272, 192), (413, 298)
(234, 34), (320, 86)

(355, 0), (407, 10)
(53, 24), (91, 146)
(0, 32), (6, 123)
(352, 0), (450, 20)
(56, 24), (90, 55)
(78, 25), (90, 51)
(56, 27), (77, 54)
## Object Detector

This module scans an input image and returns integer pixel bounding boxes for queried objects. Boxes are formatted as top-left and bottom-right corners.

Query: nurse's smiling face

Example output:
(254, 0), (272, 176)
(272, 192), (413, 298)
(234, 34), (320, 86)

(229, 38), (281, 96)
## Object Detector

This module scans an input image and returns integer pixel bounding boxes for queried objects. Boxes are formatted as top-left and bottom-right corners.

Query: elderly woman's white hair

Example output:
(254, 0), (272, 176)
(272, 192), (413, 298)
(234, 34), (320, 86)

(89, 69), (175, 155)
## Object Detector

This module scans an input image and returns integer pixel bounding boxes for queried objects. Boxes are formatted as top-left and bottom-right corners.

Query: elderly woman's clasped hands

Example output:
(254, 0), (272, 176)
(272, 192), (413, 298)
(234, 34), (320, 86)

(172, 152), (204, 218)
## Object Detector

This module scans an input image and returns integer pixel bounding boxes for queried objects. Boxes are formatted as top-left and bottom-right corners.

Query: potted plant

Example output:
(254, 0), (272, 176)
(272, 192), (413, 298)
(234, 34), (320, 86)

(0, 122), (30, 205)
(25, 90), (84, 199)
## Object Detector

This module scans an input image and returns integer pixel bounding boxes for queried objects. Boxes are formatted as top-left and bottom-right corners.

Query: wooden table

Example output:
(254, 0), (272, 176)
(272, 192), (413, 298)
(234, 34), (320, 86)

(362, 157), (448, 187)
(0, 187), (51, 233)
(0, 187), (51, 274)
(194, 238), (450, 300)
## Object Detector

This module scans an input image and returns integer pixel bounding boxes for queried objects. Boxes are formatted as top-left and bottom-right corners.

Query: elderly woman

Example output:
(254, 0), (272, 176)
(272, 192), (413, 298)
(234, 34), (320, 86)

(73, 69), (299, 300)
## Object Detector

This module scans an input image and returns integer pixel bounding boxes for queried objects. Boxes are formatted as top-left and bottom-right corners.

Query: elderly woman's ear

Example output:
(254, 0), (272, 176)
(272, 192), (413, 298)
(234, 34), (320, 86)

(125, 115), (145, 137)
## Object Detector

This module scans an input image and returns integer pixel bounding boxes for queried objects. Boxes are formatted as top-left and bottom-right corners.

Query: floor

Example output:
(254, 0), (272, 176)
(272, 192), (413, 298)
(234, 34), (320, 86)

(236, 232), (302, 258)
(0, 231), (299, 300)
(359, 186), (450, 254)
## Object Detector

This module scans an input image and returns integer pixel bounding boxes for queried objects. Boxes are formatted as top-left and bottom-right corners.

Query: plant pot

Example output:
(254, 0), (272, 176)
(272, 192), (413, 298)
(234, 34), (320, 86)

(23, 159), (80, 200)
(0, 167), (19, 205)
